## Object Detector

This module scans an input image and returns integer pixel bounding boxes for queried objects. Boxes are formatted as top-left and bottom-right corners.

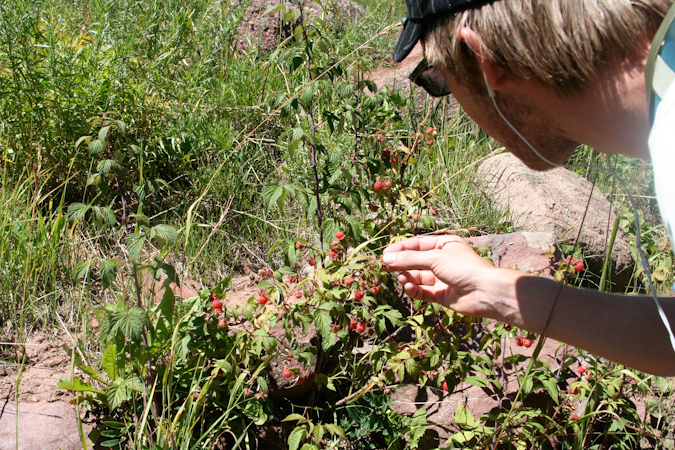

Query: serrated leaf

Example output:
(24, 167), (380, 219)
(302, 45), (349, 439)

(324, 423), (344, 437)
(282, 413), (307, 423)
(313, 308), (332, 339)
(454, 403), (477, 428)
(101, 208), (117, 226)
(100, 259), (121, 290)
(124, 233), (145, 260)
(288, 426), (306, 450)
(67, 202), (90, 222)
(102, 343), (117, 381)
(97, 159), (120, 174)
(74, 259), (93, 281)
(98, 125), (111, 142)
(150, 224), (177, 245)
(57, 377), (105, 394)
(88, 139), (104, 155)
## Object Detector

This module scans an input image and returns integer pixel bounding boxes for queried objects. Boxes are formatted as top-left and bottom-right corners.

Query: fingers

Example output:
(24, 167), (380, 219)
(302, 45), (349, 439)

(402, 282), (446, 304)
(383, 235), (466, 253)
(399, 270), (438, 286)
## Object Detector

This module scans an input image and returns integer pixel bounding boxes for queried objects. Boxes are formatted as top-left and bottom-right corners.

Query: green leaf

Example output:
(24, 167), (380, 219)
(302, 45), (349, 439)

(74, 259), (93, 281)
(101, 344), (117, 381)
(288, 426), (306, 450)
(106, 375), (144, 410)
(98, 125), (111, 142)
(324, 423), (344, 437)
(100, 259), (121, 291)
(312, 308), (332, 339)
(263, 184), (286, 211)
(88, 139), (104, 155)
(158, 285), (175, 325)
(110, 307), (150, 342)
(124, 233), (145, 260)
(96, 159), (121, 174)
(282, 413), (308, 423)
(150, 224), (177, 245)
(454, 403), (477, 428)
(57, 377), (105, 394)
(67, 202), (90, 222)
(539, 374), (560, 405)
(345, 215), (363, 242)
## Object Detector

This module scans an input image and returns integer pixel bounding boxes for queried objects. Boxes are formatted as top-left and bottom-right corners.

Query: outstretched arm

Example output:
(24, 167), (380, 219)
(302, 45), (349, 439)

(382, 235), (675, 376)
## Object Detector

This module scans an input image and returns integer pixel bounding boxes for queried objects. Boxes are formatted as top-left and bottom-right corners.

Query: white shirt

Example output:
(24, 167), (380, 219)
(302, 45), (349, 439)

(649, 81), (675, 247)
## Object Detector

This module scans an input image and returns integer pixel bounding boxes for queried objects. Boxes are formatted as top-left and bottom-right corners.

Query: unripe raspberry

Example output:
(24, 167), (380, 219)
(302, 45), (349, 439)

(430, 208), (438, 216)
(218, 318), (227, 328)
(336, 231), (345, 240)
(354, 290), (364, 300)
(212, 299), (223, 310)
(295, 291), (302, 298)
(425, 127), (436, 135)
(373, 180), (384, 191)
(370, 286), (379, 295)
(383, 179), (392, 190)
(344, 276), (353, 286)
(331, 239), (340, 247)
(412, 213), (419, 222)
(295, 241), (304, 249)
(426, 138), (434, 146)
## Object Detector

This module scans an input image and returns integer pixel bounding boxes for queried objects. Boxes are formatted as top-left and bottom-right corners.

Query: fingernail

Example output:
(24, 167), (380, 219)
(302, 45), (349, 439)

(382, 253), (396, 264)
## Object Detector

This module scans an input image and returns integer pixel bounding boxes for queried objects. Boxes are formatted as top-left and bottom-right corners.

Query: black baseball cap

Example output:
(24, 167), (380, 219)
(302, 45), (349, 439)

(392, 0), (496, 62)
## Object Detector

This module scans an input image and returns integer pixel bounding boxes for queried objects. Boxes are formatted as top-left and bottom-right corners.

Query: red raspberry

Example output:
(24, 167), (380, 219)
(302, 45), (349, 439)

(516, 336), (524, 346)
(354, 290), (364, 300)
(212, 299), (223, 310)
(574, 261), (585, 272)
(349, 318), (358, 330)
(373, 180), (384, 191)
(523, 338), (532, 348)
(390, 156), (397, 164)
(383, 179), (392, 190)
(426, 138), (434, 146)
(570, 414), (579, 421)
(356, 323), (366, 333)
(331, 239), (340, 247)
(308, 257), (316, 266)
(344, 276), (354, 286)
(331, 324), (340, 333)
(425, 127), (435, 135)
(442, 380), (449, 392)
(209, 293), (218, 301)
(328, 249), (338, 260)
(382, 148), (391, 158)
(571, 387), (579, 395)
(336, 231), (345, 240)
(370, 286), (380, 295)
(282, 368), (292, 378)
(295, 241), (304, 249)
(258, 295), (269, 305)
(218, 318), (227, 328)
(578, 366), (586, 375)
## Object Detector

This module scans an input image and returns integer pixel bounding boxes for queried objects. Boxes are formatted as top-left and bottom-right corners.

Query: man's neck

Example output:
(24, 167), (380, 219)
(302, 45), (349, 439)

(560, 47), (652, 159)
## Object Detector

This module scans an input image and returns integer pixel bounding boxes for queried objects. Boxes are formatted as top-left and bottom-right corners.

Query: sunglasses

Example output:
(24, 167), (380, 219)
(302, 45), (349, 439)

(409, 58), (451, 97)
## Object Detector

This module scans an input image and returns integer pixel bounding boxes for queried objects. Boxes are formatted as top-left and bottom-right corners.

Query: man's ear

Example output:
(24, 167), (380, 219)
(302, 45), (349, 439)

(459, 27), (507, 92)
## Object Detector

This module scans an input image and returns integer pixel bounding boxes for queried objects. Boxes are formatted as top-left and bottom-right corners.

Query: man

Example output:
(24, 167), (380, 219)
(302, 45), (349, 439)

(382, 0), (675, 376)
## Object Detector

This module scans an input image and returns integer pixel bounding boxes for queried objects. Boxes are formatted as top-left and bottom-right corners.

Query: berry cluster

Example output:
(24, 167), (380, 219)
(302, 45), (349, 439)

(515, 334), (532, 348)
(210, 293), (228, 329)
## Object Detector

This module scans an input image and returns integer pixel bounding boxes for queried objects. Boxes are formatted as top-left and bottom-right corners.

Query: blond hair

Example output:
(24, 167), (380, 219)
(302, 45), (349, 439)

(424, 0), (673, 95)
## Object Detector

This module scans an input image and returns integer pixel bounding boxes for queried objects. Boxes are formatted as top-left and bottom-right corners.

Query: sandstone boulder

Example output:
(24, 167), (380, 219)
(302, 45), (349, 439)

(476, 153), (633, 289)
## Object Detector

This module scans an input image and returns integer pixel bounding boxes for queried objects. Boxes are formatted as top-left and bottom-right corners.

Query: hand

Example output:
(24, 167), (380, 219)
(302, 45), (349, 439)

(382, 235), (504, 317)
